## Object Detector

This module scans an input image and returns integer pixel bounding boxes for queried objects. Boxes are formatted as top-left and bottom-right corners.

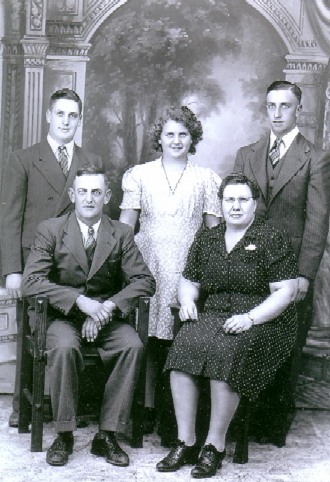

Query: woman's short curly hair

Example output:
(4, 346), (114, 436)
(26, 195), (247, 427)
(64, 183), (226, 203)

(151, 106), (203, 155)
(218, 173), (260, 200)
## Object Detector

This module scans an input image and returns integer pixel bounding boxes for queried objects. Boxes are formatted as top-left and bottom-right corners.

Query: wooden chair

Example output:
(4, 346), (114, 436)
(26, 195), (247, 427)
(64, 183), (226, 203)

(18, 295), (150, 452)
(170, 303), (250, 464)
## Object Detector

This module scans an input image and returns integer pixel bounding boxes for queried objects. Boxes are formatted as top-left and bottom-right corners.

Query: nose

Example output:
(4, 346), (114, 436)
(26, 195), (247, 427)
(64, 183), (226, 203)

(172, 134), (181, 144)
(85, 191), (93, 203)
(232, 199), (241, 210)
(274, 105), (282, 118)
(62, 113), (69, 125)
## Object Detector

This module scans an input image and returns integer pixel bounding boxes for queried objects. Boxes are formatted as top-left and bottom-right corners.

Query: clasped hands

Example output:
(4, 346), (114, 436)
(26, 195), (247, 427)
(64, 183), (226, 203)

(76, 295), (116, 342)
(179, 301), (252, 335)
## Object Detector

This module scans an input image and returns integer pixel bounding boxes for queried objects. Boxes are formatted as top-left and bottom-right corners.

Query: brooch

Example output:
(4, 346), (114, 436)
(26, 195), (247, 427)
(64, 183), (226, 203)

(245, 244), (256, 251)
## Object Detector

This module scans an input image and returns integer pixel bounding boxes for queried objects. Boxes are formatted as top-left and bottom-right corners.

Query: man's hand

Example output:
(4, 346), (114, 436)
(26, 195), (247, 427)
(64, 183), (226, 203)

(6, 273), (23, 299)
(76, 295), (111, 324)
(295, 276), (310, 302)
(81, 317), (100, 342)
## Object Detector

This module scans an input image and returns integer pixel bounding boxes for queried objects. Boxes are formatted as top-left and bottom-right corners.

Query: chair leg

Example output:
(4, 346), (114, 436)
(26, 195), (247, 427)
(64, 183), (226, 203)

(18, 299), (31, 434)
(30, 296), (48, 452)
(233, 396), (250, 464)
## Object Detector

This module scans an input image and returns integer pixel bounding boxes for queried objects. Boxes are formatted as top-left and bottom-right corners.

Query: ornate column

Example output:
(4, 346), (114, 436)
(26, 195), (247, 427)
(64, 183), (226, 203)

(0, 0), (24, 189)
(20, 0), (48, 148)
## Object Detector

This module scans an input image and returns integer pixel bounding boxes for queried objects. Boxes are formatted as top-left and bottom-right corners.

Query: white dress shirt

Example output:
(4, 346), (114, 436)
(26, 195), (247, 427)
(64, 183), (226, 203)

(270, 126), (299, 159)
(47, 134), (75, 171)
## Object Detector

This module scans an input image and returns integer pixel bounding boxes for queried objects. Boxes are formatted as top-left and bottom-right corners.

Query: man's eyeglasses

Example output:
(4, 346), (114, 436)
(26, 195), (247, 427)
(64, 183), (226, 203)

(223, 197), (253, 205)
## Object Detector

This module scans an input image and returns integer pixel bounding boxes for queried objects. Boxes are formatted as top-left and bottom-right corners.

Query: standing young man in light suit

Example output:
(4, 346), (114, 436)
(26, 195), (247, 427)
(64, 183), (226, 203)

(234, 80), (330, 445)
(0, 88), (103, 427)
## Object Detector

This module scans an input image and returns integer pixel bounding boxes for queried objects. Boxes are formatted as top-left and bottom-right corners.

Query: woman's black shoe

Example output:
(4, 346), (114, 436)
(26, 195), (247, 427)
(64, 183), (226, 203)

(156, 440), (199, 472)
(191, 444), (226, 479)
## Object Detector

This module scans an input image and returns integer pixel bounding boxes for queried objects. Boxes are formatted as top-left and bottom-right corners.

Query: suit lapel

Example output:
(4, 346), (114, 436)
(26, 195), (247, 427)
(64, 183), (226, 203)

(88, 216), (118, 280)
(247, 137), (269, 201)
(269, 133), (310, 202)
(32, 140), (67, 195)
(62, 213), (90, 275)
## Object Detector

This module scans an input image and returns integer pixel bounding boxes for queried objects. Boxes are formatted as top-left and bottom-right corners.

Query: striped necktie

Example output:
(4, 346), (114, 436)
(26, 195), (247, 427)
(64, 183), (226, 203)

(57, 146), (69, 176)
(85, 226), (96, 261)
(269, 138), (282, 168)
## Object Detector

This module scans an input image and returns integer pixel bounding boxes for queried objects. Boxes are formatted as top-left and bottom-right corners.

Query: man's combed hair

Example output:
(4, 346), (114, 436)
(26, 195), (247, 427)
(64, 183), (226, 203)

(267, 80), (302, 104)
(50, 88), (83, 114)
(151, 105), (203, 155)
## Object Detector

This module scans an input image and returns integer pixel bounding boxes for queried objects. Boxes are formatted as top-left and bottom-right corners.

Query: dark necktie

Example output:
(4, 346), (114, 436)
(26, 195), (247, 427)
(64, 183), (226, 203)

(85, 226), (96, 261)
(269, 138), (282, 168)
(57, 146), (69, 176)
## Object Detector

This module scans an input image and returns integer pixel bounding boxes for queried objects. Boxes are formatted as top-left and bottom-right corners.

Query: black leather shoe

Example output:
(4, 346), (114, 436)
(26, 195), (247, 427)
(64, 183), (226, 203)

(46, 433), (74, 466)
(156, 440), (200, 472)
(191, 444), (226, 479)
(91, 431), (129, 467)
(8, 411), (19, 428)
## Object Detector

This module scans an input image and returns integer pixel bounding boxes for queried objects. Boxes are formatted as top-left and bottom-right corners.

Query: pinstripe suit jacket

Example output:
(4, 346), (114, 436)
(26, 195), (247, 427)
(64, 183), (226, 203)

(234, 132), (330, 279)
(0, 139), (102, 276)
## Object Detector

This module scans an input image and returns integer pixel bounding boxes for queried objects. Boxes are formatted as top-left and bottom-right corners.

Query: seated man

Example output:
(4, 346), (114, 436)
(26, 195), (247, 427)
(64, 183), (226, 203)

(22, 166), (155, 467)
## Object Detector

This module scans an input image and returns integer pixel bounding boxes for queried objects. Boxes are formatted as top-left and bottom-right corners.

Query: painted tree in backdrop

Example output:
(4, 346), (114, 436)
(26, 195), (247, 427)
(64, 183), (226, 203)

(84, 0), (243, 200)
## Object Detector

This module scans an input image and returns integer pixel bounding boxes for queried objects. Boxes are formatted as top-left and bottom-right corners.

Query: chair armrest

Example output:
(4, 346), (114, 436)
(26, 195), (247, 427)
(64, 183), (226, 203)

(33, 296), (49, 358)
(169, 303), (182, 338)
(135, 297), (150, 345)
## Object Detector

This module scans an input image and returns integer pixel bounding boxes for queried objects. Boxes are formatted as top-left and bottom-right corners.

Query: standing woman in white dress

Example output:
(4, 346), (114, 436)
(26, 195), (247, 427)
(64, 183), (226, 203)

(119, 106), (221, 443)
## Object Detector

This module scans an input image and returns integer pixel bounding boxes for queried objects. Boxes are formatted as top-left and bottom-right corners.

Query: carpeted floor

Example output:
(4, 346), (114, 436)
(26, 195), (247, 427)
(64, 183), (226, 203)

(0, 375), (330, 482)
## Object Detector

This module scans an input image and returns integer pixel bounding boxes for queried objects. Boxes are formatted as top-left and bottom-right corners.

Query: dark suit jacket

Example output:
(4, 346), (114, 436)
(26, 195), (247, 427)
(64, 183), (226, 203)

(234, 132), (330, 279)
(0, 139), (102, 276)
(22, 213), (155, 318)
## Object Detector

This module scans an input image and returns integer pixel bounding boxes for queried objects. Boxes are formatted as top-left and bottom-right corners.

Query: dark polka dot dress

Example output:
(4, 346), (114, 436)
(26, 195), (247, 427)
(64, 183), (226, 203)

(165, 218), (298, 400)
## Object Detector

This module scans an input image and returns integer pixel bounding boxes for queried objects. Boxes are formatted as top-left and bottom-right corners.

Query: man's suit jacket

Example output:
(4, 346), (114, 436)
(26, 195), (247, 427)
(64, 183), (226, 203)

(0, 139), (102, 276)
(22, 212), (155, 318)
(234, 132), (330, 280)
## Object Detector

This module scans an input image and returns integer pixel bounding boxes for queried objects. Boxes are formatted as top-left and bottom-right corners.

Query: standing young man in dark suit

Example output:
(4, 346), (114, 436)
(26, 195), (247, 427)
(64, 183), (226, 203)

(234, 80), (330, 444)
(22, 167), (155, 466)
(0, 88), (103, 427)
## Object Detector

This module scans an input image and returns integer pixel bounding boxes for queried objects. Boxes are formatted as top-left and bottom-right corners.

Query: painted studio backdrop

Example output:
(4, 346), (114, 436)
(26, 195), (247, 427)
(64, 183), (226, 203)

(0, 0), (330, 388)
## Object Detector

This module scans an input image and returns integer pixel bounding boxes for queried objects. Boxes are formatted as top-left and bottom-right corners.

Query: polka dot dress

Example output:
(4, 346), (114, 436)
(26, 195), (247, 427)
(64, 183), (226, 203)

(120, 158), (222, 340)
(165, 218), (299, 400)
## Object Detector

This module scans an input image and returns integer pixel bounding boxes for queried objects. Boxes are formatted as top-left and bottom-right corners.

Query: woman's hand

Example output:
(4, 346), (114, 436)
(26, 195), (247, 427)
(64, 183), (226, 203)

(223, 314), (253, 334)
(179, 302), (199, 322)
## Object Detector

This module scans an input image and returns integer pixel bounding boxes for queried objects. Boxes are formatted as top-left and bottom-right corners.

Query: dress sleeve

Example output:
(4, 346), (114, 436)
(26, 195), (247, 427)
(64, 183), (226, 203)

(182, 227), (207, 283)
(264, 229), (299, 282)
(203, 169), (222, 216)
(119, 167), (142, 210)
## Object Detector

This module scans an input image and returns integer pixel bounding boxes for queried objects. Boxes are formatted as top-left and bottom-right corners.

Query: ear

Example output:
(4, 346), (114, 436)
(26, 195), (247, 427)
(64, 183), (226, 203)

(296, 104), (302, 116)
(103, 189), (112, 205)
(46, 109), (51, 124)
(68, 187), (75, 203)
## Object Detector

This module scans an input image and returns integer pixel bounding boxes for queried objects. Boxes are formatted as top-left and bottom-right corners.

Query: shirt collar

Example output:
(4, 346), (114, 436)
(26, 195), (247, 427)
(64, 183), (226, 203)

(76, 216), (101, 241)
(47, 134), (75, 160)
(270, 126), (299, 149)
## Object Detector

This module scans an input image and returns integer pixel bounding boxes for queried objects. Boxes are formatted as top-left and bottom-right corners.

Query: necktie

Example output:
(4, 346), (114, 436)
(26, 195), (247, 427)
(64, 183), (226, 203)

(269, 138), (282, 168)
(57, 146), (69, 176)
(85, 226), (96, 261)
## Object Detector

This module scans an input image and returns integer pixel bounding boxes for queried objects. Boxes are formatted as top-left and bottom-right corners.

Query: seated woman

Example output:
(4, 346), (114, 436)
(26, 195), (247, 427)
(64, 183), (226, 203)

(156, 173), (298, 479)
